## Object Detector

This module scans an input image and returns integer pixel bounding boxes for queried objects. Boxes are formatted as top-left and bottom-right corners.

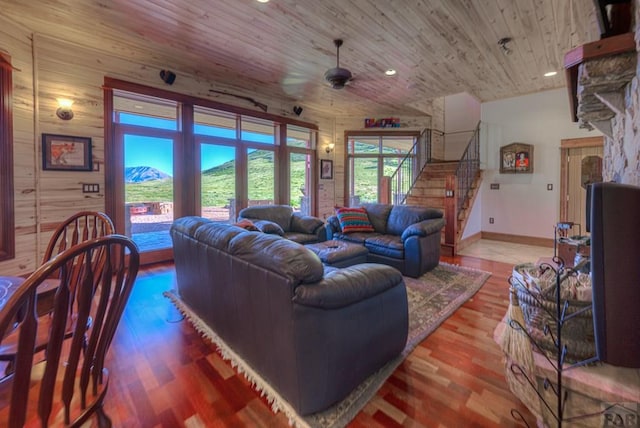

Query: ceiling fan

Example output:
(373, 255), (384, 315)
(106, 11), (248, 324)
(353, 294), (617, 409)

(324, 39), (353, 89)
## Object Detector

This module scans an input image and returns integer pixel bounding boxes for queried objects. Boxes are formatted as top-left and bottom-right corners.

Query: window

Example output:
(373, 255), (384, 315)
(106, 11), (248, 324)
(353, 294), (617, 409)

(0, 52), (14, 261)
(105, 79), (318, 262)
(286, 125), (316, 215)
(345, 132), (418, 206)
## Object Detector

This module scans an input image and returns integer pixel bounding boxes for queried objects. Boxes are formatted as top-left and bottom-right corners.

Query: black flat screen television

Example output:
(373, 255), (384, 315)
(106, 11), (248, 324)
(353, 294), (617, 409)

(588, 182), (640, 368)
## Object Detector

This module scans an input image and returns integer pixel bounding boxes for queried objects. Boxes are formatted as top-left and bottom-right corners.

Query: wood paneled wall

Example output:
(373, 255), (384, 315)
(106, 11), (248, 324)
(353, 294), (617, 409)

(2, 17), (37, 274)
(0, 18), (436, 276)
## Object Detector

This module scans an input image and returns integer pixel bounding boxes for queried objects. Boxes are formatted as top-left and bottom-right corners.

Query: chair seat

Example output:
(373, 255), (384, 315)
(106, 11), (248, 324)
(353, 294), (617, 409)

(0, 312), (87, 362)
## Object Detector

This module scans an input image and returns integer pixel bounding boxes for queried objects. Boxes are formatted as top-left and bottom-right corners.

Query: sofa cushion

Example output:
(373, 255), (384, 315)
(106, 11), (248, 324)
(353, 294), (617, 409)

(238, 205), (293, 231)
(253, 219), (285, 236)
(327, 215), (342, 233)
(387, 205), (443, 236)
(171, 216), (215, 237)
(360, 203), (393, 234)
(333, 231), (381, 244)
(284, 231), (320, 244)
(228, 232), (324, 284)
(364, 234), (404, 259)
(293, 264), (404, 309)
(290, 212), (324, 234)
(192, 222), (249, 250)
(335, 207), (374, 233)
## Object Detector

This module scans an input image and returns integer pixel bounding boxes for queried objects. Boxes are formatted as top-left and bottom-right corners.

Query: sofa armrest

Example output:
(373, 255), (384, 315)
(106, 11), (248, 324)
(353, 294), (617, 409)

(291, 212), (325, 236)
(401, 218), (445, 241)
(292, 264), (403, 309)
(325, 215), (342, 239)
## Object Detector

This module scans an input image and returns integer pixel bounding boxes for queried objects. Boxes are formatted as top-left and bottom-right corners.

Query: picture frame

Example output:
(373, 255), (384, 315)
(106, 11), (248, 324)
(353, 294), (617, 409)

(500, 142), (533, 174)
(320, 159), (333, 180)
(42, 134), (93, 171)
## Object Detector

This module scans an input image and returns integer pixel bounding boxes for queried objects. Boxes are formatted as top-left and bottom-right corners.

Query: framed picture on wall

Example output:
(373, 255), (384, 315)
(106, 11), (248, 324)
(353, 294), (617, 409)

(42, 134), (93, 171)
(320, 159), (333, 180)
(500, 142), (533, 174)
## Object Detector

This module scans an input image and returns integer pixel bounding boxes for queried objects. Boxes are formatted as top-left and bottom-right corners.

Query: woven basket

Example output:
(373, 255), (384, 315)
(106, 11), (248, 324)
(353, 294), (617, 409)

(511, 267), (595, 363)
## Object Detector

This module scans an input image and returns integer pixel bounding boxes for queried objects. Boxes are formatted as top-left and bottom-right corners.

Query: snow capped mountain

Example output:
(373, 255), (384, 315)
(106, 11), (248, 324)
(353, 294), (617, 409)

(125, 166), (171, 183)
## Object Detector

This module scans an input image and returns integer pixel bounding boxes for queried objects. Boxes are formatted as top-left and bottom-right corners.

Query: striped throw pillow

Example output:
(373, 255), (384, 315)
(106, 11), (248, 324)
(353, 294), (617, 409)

(336, 207), (374, 233)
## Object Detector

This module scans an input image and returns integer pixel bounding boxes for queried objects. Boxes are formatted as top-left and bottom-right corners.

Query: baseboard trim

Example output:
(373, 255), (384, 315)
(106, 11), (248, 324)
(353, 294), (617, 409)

(481, 232), (554, 248)
(457, 232), (482, 251)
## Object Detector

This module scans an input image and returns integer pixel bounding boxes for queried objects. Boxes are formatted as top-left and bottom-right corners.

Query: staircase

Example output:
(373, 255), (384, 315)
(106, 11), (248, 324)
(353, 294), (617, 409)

(406, 161), (482, 255)
(405, 161), (458, 210)
(385, 122), (482, 255)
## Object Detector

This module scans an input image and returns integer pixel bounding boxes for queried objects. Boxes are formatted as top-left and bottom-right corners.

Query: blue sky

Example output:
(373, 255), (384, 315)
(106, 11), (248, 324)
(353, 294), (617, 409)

(122, 113), (274, 175)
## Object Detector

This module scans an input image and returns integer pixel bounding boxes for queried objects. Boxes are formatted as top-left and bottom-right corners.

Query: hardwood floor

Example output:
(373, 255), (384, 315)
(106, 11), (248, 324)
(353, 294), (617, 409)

(96, 254), (536, 427)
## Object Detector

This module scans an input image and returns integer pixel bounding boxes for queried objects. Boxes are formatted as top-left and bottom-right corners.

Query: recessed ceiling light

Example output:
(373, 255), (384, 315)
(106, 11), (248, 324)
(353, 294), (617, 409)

(385, 69), (397, 76)
(544, 71), (558, 77)
(256, 0), (269, 3)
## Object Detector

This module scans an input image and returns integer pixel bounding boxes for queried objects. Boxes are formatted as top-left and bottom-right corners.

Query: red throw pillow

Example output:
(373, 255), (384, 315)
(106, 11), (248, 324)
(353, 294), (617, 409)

(234, 219), (259, 231)
(335, 207), (374, 233)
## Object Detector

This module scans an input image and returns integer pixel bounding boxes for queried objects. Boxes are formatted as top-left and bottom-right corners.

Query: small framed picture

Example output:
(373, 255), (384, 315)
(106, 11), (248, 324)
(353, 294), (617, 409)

(320, 159), (333, 180)
(500, 143), (533, 174)
(42, 134), (93, 171)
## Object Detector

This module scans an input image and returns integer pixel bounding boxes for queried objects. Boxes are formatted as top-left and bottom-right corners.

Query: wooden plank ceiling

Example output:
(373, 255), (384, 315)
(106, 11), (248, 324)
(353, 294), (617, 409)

(2, 0), (600, 117)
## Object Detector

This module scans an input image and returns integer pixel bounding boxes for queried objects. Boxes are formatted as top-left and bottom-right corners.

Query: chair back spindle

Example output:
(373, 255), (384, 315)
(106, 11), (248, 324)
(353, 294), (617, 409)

(0, 235), (139, 427)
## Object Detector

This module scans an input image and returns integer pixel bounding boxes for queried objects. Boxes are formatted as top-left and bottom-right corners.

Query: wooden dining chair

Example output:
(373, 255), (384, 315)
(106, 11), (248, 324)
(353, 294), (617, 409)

(42, 211), (115, 264)
(0, 234), (140, 427)
(0, 211), (115, 372)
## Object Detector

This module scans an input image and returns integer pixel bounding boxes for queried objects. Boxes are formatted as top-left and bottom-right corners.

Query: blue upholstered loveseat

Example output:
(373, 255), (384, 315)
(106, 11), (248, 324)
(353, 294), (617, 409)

(326, 203), (445, 278)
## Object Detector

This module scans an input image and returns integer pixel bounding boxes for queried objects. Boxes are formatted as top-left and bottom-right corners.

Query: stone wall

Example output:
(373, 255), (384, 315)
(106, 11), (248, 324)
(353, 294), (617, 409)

(605, 0), (640, 184)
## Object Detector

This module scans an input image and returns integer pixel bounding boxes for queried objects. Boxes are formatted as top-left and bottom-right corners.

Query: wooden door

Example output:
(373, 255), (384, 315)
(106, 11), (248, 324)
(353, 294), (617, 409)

(560, 137), (604, 231)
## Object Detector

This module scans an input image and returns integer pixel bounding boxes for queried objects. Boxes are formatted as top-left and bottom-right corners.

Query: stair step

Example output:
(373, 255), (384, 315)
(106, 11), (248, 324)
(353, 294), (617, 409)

(405, 196), (444, 209)
(409, 187), (444, 197)
(412, 178), (446, 188)
(425, 162), (458, 171)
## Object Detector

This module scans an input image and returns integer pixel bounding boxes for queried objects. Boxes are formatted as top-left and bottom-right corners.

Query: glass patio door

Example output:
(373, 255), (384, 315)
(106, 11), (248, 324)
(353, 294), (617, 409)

(246, 147), (275, 209)
(200, 143), (236, 222)
(289, 152), (312, 215)
(123, 133), (177, 258)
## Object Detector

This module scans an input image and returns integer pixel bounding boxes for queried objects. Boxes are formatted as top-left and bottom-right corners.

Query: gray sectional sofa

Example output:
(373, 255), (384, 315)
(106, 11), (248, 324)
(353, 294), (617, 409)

(326, 203), (445, 278)
(170, 216), (408, 415)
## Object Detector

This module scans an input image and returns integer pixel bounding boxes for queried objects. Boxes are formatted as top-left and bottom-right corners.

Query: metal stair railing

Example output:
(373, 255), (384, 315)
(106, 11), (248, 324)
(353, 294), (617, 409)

(389, 128), (442, 204)
(454, 121), (481, 219)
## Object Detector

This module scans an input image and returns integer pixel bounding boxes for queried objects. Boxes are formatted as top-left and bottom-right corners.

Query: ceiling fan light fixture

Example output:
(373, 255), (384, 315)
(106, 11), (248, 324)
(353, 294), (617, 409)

(325, 39), (353, 89)
(324, 67), (352, 89)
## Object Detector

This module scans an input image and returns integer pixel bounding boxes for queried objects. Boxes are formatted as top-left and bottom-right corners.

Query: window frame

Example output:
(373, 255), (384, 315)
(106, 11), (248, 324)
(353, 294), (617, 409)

(0, 52), (15, 261)
(104, 78), (318, 262)
(343, 130), (420, 206)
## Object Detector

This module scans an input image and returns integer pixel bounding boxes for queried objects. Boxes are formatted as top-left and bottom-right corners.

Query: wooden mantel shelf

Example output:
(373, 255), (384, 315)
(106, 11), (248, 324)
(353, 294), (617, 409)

(564, 32), (636, 123)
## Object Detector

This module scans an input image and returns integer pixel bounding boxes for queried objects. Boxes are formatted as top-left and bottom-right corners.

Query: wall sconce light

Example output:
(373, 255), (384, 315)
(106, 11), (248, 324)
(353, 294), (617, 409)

(293, 105), (303, 116)
(56, 98), (74, 120)
(325, 143), (335, 154)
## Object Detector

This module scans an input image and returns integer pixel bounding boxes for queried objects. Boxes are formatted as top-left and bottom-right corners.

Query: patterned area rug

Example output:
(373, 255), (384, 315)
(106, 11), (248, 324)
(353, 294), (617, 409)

(164, 262), (490, 428)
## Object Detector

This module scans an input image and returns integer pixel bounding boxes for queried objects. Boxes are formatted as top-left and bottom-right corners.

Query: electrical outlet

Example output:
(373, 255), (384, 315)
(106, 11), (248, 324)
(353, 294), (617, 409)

(490, 183), (500, 190)
(489, 217), (494, 224)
